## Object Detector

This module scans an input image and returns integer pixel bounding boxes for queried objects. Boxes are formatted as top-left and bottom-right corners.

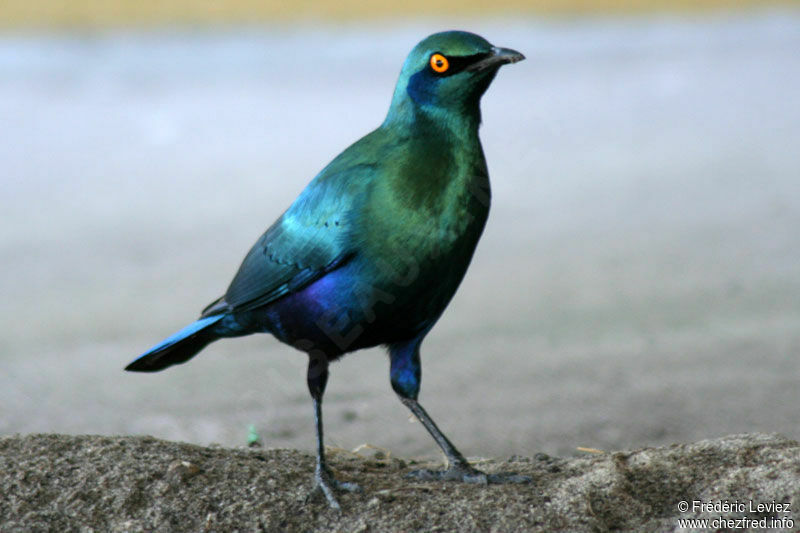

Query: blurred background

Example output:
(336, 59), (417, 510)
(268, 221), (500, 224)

(1, 1), (799, 460)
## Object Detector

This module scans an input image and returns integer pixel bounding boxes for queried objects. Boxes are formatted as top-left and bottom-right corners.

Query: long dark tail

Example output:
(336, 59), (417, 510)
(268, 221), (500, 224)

(125, 315), (224, 372)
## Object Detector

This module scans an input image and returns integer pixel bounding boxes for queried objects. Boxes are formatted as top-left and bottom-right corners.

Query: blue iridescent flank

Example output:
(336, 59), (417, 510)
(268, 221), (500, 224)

(251, 262), (370, 356)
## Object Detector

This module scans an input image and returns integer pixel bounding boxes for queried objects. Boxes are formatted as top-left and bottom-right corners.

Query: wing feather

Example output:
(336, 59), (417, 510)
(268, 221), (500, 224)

(201, 162), (375, 317)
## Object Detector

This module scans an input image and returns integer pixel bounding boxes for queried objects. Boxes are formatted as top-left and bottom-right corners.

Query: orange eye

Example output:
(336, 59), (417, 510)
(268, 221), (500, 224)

(430, 53), (449, 73)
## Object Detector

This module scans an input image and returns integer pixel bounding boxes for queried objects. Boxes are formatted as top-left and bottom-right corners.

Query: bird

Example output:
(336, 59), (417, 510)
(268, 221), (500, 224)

(126, 30), (526, 509)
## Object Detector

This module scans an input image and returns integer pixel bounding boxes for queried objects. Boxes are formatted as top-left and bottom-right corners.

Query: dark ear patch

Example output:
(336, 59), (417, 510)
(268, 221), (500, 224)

(407, 69), (437, 105)
(406, 51), (494, 105)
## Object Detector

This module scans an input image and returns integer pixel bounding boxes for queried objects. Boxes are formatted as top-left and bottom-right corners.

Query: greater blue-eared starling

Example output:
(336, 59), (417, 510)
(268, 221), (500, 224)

(127, 30), (525, 509)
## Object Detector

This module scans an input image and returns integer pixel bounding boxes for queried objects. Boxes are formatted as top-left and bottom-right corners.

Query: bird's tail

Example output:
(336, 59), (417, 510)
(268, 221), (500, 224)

(125, 315), (224, 372)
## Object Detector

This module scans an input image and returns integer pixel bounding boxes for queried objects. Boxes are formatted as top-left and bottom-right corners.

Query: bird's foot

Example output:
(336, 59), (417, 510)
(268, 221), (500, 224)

(308, 465), (362, 510)
(406, 462), (531, 484)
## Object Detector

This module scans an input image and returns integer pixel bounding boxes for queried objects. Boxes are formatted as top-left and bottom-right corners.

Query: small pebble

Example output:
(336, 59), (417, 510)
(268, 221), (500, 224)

(167, 460), (201, 482)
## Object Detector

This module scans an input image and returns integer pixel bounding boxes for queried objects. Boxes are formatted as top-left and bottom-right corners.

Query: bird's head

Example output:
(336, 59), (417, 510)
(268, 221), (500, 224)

(386, 31), (524, 125)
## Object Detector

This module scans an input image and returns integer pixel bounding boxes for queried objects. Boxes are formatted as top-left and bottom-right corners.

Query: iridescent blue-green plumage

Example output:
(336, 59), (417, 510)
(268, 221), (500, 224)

(127, 31), (526, 508)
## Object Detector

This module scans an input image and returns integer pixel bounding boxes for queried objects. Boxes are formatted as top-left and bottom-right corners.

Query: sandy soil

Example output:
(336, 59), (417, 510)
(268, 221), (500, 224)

(1, 12), (800, 464)
(1, 432), (798, 532)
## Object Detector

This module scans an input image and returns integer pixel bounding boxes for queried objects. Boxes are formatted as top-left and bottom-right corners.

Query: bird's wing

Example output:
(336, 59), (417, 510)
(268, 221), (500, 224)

(201, 164), (372, 317)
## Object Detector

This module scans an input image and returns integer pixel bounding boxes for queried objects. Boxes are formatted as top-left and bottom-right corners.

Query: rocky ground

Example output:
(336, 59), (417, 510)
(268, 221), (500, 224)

(1, 433), (797, 532)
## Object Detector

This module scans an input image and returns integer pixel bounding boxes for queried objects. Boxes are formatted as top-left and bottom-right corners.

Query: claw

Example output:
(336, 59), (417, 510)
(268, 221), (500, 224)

(487, 472), (532, 484)
(312, 476), (342, 510)
(406, 464), (531, 484)
(309, 465), (362, 510)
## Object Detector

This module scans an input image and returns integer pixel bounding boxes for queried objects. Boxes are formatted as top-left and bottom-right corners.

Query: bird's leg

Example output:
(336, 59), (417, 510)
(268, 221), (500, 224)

(400, 397), (530, 484)
(399, 396), (485, 482)
(390, 340), (530, 484)
(306, 354), (361, 510)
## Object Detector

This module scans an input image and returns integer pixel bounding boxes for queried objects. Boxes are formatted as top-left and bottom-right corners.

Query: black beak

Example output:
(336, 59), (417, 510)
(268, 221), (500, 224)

(466, 46), (525, 72)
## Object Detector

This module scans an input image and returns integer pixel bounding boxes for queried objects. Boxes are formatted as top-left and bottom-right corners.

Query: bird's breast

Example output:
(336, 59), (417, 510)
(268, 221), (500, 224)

(357, 164), (490, 310)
